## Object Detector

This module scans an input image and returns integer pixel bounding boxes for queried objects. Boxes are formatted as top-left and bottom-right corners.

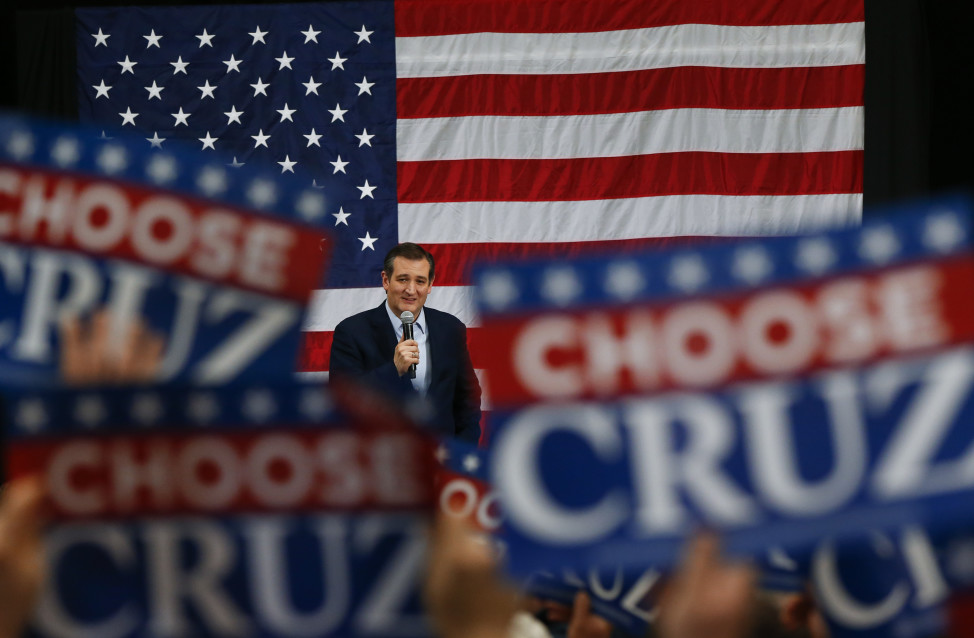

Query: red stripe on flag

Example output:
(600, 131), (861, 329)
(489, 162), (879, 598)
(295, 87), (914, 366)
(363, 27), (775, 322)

(396, 0), (864, 36)
(397, 66), (866, 119)
(425, 237), (735, 286)
(300, 328), (488, 373)
(399, 151), (864, 203)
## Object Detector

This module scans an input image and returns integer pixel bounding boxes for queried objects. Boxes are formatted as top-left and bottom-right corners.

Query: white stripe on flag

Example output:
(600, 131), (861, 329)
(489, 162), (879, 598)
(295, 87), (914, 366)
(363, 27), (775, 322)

(399, 194), (863, 244)
(302, 286), (478, 332)
(396, 107), (864, 162)
(395, 22), (865, 78)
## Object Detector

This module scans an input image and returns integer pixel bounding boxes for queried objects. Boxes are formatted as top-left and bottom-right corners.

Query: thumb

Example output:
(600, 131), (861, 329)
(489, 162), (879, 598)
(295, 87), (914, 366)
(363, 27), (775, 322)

(571, 591), (592, 626)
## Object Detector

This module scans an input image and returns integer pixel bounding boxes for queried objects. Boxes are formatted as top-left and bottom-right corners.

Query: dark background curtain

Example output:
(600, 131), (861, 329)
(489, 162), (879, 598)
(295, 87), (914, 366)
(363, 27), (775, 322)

(1, 0), (972, 212)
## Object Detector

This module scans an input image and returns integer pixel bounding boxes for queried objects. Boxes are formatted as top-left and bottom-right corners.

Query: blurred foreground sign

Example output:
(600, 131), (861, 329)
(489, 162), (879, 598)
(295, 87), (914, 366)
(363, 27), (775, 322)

(0, 115), (331, 386)
(3, 382), (436, 638)
(475, 198), (974, 575)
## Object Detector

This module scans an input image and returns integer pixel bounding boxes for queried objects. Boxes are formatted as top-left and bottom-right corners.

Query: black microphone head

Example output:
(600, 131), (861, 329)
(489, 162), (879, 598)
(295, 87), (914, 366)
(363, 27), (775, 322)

(400, 310), (415, 325)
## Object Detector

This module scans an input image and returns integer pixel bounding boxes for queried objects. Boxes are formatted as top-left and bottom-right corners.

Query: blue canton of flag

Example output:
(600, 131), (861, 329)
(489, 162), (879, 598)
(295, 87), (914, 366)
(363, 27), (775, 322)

(76, 2), (396, 288)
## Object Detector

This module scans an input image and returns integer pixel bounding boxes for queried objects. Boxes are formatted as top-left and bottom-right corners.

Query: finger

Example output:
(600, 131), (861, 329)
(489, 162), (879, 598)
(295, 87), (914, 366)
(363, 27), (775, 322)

(0, 476), (48, 543)
(115, 316), (145, 378)
(571, 591), (592, 624)
(681, 531), (722, 591)
(89, 310), (115, 381)
(59, 314), (86, 383)
(133, 330), (165, 381)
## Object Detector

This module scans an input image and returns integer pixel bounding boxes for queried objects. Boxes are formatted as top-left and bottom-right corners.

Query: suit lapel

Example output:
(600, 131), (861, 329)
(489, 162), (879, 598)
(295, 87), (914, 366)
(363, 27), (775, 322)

(369, 303), (398, 355)
(426, 309), (450, 391)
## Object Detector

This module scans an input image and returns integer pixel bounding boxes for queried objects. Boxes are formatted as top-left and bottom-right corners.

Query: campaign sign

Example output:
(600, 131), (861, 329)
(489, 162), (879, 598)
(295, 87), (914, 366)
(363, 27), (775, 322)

(0, 114), (331, 386)
(473, 199), (974, 407)
(2, 382), (438, 638)
(488, 345), (974, 575)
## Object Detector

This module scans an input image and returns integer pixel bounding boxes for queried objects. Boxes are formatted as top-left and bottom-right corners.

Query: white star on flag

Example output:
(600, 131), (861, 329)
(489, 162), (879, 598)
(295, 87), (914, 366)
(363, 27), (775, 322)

(301, 25), (321, 43)
(171, 107), (190, 126)
(304, 129), (322, 147)
(170, 56), (189, 74)
(333, 206), (350, 225)
(330, 155), (348, 173)
(328, 52), (347, 70)
(118, 55), (138, 74)
(224, 106), (243, 124)
(278, 155), (296, 173)
(145, 81), (164, 99)
(196, 28), (215, 47)
(252, 129), (270, 148)
(223, 54), (242, 73)
(92, 28), (110, 46)
(199, 132), (218, 150)
(303, 77), (321, 95)
(248, 26), (267, 44)
(355, 76), (374, 95)
(355, 25), (373, 43)
(277, 103), (296, 122)
(356, 128), (374, 146)
(198, 80), (217, 99)
(276, 51), (294, 70)
(328, 104), (347, 122)
(92, 80), (111, 98)
(146, 132), (166, 148)
(119, 107), (138, 125)
(144, 29), (162, 48)
(358, 179), (376, 199)
(359, 231), (378, 250)
(251, 77), (269, 96)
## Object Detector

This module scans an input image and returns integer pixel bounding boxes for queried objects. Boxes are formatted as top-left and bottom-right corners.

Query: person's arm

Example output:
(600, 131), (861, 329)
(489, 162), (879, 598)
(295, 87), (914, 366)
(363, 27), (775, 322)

(452, 322), (482, 443)
(329, 319), (410, 388)
(425, 514), (518, 638)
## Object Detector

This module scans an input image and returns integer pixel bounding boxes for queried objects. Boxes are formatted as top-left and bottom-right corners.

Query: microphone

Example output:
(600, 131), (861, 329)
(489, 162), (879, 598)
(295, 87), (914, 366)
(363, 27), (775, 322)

(400, 310), (417, 379)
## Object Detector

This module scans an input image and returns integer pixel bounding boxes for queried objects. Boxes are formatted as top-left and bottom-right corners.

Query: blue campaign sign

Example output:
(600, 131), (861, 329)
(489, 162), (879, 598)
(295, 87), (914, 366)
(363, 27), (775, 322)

(489, 347), (974, 577)
(33, 513), (429, 638)
(0, 114), (332, 387)
(472, 195), (972, 319)
(3, 381), (437, 638)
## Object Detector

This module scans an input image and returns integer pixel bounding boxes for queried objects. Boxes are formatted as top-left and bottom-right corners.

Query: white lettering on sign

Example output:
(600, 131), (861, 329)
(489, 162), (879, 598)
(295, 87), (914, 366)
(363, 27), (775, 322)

(44, 432), (426, 515)
(0, 170), (298, 294)
(34, 516), (428, 638)
(0, 247), (299, 382)
(511, 265), (949, 397)
(492, 405), (628, 544)
(494, 350), (974, 544)
(812, 527), (949, 630)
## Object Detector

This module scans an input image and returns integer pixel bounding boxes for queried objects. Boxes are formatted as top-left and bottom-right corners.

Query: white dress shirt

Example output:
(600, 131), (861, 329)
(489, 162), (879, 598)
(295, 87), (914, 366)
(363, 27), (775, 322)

(385, 302), (432, 394)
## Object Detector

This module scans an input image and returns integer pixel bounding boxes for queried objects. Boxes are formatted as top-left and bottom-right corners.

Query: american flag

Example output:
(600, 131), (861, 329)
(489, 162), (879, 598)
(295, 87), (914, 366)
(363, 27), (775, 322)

(75, 0), (865, 381)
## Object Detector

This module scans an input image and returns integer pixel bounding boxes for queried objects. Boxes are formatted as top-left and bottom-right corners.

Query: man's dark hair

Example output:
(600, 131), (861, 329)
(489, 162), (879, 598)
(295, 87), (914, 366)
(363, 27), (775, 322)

(383, 242), (435, 281)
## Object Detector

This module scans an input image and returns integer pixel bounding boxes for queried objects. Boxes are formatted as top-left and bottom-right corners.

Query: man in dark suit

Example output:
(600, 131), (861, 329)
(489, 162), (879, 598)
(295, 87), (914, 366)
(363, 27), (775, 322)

(329, 243), (481, 442)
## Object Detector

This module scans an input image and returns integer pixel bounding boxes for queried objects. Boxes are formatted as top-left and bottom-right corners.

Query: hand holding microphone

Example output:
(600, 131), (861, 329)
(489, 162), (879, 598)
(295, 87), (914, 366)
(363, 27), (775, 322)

(398, 310), (418, 379)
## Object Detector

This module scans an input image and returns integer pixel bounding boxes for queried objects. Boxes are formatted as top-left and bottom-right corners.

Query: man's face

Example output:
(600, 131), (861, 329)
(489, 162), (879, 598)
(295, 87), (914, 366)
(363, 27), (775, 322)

(382, 257), (433, 318)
